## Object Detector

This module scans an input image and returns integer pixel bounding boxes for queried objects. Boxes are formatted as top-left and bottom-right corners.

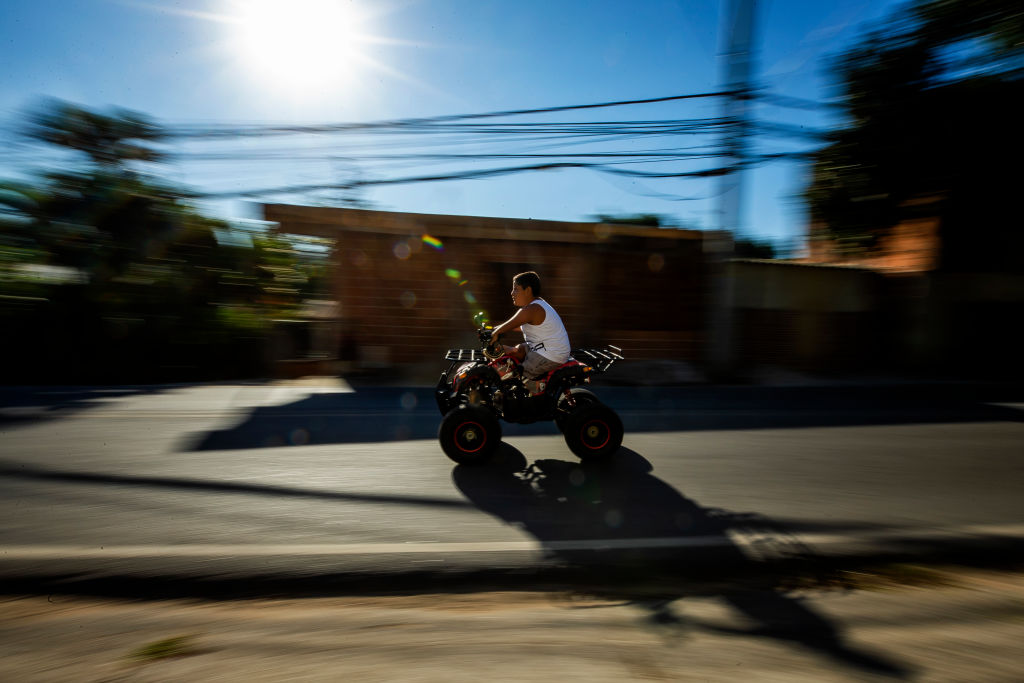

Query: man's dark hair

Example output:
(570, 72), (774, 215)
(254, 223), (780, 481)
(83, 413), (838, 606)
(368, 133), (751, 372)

(513, 271), (542, 297)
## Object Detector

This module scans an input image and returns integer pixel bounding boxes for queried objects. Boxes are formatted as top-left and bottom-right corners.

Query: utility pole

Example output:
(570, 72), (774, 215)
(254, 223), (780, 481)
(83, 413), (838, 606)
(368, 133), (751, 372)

(705, 0), (757, 379)
(718, 0), (757, 237)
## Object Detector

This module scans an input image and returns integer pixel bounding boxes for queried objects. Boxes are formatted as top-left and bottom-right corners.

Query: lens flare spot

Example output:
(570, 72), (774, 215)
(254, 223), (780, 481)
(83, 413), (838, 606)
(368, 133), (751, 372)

(648, 253), (665, 272)
(422, 235), (444, 250)
(569, 468), (586, 487)
(399, 291), (417, 309)
(464, 291), (477, 304)
(445, 268), (461, 280)
(350, 250), (368, 268)
(400, 392), (418, 410)
(605, 509), (623, 528)
(289, 428), (310, 446)
(674, 512), (693, 530)
(459, 280), (468, 286)
(393, 241), (412, 260)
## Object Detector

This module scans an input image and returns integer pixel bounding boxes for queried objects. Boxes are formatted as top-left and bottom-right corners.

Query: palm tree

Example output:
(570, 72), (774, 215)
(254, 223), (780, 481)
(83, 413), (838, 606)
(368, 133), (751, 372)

(24, 98), (165, 169)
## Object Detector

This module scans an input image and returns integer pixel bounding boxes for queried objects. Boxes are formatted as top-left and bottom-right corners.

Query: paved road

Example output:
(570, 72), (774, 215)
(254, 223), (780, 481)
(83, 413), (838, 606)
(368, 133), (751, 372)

(1, 379), (1023, 592)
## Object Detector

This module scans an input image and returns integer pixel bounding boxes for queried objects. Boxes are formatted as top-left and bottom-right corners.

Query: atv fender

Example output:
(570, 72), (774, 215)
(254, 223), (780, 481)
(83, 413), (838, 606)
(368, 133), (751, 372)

(437, 363), (502, 415)
(457, 364), (501, 390)
(545, 363), (591, 394)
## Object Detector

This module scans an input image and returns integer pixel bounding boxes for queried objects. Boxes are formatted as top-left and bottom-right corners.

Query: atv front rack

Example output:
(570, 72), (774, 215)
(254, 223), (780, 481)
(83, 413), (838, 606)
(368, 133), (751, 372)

(572, 345), (624, 373)
(444, 348), (490, 363)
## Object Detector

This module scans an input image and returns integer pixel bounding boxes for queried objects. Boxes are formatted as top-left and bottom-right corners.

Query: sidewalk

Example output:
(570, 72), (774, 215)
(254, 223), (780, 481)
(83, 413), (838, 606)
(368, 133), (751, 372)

(3, 514), (1024, 602)
(3, 567), (1024, 682)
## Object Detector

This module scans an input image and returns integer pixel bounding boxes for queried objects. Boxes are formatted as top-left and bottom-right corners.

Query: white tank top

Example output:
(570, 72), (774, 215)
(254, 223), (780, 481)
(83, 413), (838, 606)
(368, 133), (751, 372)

(521, 298), (571, 363)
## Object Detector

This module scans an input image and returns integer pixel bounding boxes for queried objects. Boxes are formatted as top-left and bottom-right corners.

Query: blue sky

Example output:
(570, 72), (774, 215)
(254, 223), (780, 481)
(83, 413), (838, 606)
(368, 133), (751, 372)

(0, 0), (907, 248)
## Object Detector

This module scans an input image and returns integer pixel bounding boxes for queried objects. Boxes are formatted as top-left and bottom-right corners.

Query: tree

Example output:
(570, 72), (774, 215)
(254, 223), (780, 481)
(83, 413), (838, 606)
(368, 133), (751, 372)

(734, 238), (777, 260)
(0, 100), (318, 382)
(804, 0), (1023, 268)
(591, 213), (666, 227)
(24, 98), (165, 168)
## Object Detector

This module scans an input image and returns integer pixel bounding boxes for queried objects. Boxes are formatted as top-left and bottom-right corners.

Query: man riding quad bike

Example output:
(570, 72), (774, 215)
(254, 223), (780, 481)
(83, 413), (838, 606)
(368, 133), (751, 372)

(435, 312), (624, 465)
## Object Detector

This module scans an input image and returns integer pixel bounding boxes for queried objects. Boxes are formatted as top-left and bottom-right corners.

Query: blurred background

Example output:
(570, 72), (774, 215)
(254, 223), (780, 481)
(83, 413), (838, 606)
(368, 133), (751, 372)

(0, 0), (1020, 385)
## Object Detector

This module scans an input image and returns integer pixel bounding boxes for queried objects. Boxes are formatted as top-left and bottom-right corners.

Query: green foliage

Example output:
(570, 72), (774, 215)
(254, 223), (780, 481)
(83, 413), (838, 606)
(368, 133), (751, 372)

(591, 213), (665, 227)
(129, 635), (201, 662)
(734, 238), (777, 260)
(23, 97), (165, 167)
(0, 100), (319, 383)
(805, 0), (1023, 265)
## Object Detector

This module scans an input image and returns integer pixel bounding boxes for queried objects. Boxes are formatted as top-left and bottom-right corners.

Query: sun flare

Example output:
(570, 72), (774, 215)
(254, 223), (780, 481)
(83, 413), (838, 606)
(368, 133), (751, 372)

(227, 0), (368, 90)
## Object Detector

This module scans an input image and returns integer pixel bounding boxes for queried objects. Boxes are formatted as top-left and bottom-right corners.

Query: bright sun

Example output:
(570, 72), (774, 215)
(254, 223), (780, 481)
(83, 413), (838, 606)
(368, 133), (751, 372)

(227, 0), (368, 91)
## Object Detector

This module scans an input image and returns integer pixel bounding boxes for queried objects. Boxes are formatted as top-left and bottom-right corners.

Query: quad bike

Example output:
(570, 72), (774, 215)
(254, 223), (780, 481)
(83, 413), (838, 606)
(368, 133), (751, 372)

(435, 313), (625, 465)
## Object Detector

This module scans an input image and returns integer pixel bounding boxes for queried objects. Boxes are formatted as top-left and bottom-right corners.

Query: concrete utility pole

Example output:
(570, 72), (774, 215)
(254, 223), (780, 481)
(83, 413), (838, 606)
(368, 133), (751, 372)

(718, 0), (757, 237)
(705, 0), (757, 379)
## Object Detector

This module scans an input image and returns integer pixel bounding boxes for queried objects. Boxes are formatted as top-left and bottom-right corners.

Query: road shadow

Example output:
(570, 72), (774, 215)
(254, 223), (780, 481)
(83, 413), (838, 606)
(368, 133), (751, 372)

(5, 382), (1017, 448)
(186, 388), (565, 450)
(182, 382), (1023, 450)
(0, 459), (473, 511)
(0, 384), (186, 426)
(453, 445), (911, 679)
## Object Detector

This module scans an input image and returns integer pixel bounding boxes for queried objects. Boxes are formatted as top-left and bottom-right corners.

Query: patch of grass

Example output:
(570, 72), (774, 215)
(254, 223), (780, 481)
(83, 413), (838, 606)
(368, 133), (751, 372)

(129, 634), (201, 662)
(835, 564), (958, 591)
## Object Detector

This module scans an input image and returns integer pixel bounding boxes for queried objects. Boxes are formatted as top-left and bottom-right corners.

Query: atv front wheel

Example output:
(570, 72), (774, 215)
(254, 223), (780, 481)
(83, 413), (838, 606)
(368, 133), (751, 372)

(438, 404), (502, 465)
(562, 402), (623, 462)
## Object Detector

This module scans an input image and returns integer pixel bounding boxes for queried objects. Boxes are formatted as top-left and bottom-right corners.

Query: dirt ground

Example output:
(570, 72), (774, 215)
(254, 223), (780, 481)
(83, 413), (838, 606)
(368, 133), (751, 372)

(3, 569), (1024, 682)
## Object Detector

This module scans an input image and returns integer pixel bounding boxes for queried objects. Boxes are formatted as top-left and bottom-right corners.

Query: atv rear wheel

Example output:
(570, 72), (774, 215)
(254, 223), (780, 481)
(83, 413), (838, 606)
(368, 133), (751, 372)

(438, 404), (502, 465)
(555, 388), (599, 433)
(562, 402), (623, 462)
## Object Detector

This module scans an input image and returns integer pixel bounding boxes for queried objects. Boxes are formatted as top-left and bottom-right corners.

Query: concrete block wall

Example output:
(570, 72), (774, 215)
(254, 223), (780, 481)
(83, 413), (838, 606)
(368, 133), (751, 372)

(727, 259), (884, 373)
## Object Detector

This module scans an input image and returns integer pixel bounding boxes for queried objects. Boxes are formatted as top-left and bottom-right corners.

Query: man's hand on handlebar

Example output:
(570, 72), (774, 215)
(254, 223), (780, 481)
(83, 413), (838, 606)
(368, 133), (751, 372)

(480, 328), (504, 359)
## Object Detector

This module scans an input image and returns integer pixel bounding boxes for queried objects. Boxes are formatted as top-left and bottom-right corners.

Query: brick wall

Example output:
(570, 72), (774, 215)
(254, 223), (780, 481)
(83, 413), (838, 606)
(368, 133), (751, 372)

(264, 205), (708, 369)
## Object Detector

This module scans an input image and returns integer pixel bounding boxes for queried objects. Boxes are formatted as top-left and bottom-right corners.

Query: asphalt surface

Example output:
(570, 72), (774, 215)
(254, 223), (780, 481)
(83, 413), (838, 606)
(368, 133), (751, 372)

(1, 378), (1023, 598)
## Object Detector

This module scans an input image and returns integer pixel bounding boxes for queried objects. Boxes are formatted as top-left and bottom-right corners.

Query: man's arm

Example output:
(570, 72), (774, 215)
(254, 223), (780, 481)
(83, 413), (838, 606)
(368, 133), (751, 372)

(490, 303), (544, 341)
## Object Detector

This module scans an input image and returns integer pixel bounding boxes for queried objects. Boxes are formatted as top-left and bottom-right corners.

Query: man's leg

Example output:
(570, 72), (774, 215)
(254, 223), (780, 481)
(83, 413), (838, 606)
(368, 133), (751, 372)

(522, 351), (563, 394)
(503, 343), (528, 361)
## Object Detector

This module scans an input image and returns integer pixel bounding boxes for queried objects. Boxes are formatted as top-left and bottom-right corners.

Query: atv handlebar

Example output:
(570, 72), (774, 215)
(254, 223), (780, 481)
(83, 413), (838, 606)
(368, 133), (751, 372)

(479, 326), (504, 360)
(450, 313), (624, 370)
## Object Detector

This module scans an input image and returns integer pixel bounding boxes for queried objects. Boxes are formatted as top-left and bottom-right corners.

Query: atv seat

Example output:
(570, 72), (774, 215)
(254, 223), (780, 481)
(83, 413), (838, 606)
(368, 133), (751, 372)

(534, 359), (589, 388)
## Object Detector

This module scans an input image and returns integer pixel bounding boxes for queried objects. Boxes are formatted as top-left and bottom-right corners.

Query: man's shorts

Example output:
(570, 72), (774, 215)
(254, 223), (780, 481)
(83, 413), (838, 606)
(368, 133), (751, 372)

(522, 350), (564, 379)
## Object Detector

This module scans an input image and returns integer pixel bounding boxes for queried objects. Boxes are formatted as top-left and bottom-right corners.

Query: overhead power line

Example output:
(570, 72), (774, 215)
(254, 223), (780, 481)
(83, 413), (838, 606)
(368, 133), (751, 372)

(168, 91), (738, 139)
(146, 88), (822, 202)
(193, 159), (811, 200)
(755, 92), (836, 110)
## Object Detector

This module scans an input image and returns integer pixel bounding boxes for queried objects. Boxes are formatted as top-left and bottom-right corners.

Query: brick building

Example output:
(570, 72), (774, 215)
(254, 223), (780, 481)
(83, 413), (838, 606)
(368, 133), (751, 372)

(799, 204), (1024, 379)
(263, 204), (710, 378)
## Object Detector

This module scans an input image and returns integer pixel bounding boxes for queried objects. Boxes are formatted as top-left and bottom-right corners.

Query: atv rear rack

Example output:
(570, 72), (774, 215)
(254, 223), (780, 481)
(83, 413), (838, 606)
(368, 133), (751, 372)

(572, 345), (624, 373)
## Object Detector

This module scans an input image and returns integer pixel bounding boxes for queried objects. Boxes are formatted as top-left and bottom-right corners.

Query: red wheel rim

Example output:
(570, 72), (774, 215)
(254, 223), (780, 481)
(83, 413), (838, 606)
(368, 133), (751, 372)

(455, 420), (487, 453)
(579, 419), (611, 450)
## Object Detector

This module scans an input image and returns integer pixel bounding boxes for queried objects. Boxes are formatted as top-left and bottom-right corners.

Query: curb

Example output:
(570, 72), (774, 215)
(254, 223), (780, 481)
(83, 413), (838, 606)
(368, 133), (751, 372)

(3, 523), (1023, 599)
